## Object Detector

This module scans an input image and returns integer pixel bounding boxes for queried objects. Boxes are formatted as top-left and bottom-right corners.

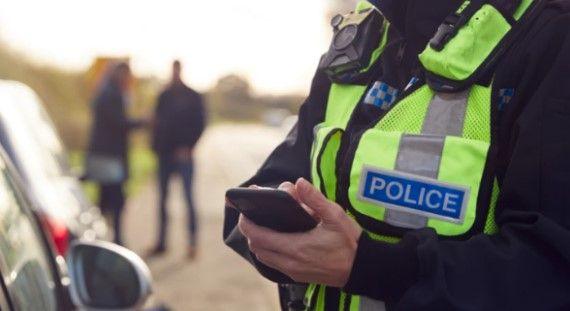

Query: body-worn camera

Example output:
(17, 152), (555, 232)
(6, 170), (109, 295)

(319, 5), (385, 83)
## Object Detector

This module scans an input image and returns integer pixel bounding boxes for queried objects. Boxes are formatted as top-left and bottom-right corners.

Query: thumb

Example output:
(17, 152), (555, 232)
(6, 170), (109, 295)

(296, 178), (343, 224)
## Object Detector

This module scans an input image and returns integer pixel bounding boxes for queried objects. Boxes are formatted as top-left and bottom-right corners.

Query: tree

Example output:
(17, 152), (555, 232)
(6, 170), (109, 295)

(208, 74), (257, 120)
(213, 74), (251, 104)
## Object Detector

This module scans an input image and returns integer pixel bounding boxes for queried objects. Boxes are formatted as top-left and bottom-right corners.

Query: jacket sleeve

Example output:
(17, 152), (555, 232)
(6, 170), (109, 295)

(223, 69), (331, 283)
(151, 91), (166, 151)
(185, 93), (206, 148)
(98, 89), (143, 132)
(343, 13), (570, 310)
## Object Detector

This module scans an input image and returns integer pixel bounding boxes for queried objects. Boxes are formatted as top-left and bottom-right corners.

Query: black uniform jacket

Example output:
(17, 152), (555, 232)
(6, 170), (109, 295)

(224, 0), (570, 309)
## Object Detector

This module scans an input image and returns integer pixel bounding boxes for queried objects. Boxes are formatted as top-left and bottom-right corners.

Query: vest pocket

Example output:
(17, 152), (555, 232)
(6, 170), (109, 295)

(311, 125), (344, 200)
(346, 129), (490, 237)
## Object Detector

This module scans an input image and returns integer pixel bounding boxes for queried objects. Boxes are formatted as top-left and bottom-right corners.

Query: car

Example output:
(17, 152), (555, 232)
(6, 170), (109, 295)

(0, 80), (107, 255)
(0, 145), (152, 310)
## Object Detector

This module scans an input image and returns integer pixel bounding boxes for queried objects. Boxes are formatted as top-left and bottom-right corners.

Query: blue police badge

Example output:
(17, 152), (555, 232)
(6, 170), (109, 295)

(358, 166), (470, 224)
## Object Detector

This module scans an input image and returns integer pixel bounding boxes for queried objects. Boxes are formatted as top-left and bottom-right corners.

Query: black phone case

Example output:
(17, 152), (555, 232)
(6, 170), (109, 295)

(226, 188), (317, 232)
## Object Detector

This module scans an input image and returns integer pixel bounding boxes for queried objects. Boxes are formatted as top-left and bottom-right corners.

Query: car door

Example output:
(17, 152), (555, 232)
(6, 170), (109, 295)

(0, 154), (62, 310)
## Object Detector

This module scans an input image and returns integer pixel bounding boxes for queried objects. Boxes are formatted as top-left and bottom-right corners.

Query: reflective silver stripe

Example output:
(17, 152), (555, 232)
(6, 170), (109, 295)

(359, 296), (386, 311)
(385, 135), (444, 228)
(422, 91), (470, 136)
(396, 135), (444, 179)
(384, 90), (469, 228)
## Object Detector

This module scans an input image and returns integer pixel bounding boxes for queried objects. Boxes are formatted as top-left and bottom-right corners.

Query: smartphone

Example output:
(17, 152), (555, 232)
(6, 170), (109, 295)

(226, 187), (318, 233)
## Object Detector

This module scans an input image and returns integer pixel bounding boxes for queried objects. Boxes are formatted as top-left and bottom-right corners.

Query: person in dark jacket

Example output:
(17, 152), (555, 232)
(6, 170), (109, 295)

(87, 62), (145, 246)
(149, 60), (206, 258)
(224, 0), (570, 310)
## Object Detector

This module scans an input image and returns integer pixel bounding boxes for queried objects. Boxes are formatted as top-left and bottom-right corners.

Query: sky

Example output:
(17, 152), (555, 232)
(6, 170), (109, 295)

(0, 0), (335, 95)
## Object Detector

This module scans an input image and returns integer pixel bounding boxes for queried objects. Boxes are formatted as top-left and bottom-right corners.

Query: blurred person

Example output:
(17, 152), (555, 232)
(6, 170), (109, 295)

(148, 60), (206, 259)
(86, 62), (145, 246)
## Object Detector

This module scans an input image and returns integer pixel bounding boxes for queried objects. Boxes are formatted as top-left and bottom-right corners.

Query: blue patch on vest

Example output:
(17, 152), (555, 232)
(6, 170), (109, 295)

(359, 167), (469, 223)
(364, 81), (399, 110)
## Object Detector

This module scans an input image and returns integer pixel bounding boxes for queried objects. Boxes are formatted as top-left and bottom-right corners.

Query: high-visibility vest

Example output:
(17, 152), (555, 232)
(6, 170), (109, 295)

(305, 0), (543, 309)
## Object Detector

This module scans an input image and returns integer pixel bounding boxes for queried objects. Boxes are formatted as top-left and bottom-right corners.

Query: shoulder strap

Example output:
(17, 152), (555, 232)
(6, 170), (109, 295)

(420, 0), (546, 92)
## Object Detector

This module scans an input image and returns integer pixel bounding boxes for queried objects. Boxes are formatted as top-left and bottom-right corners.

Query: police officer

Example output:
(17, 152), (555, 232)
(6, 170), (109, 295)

(224, 0), (570, 310)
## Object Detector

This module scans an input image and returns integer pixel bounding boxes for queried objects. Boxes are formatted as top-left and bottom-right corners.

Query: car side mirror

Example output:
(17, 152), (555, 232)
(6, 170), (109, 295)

(66, 240), (152, 310)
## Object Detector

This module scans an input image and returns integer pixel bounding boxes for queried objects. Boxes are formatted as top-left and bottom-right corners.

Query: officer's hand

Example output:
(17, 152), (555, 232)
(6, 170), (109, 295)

(239, 178), (362, 287)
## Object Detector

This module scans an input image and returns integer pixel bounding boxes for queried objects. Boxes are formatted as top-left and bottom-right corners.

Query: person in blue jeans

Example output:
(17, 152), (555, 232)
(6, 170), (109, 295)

(149, 60), (206, 259)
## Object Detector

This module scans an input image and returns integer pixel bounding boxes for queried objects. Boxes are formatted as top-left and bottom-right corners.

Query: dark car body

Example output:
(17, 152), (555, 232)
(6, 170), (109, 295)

(0, 81), (107, 255)
(0, 142), (152, 310)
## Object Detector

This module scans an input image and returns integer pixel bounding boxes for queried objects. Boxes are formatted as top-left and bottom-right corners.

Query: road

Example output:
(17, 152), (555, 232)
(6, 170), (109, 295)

(123, 124), (288, 310)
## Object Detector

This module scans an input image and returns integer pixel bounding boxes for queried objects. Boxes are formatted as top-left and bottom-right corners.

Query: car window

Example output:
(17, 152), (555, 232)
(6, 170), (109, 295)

(18, 92), (71, 175)
(0, 98), (63, 180)
(0, 159), (58, 311)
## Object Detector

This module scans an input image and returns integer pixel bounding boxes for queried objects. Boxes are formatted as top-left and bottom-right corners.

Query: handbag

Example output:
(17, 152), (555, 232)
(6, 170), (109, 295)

(85, 154), (126, 184)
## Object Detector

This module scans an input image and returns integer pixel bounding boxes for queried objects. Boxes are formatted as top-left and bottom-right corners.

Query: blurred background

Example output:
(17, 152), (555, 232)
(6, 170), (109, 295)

(0, 0), (356, 309)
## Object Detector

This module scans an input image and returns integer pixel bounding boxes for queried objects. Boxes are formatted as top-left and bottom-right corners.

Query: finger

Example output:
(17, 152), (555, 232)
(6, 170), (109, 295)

(278, 181), (300, 201)
(237, 214), (252, 237)
(300, 202), (320, 220)
(296, 178), (344, 223)
(238, 215), (297, 254)
(249, 184), (274, 190)
(225, 197), (236, 209)
(238, 214), (262, 239)
(278, 181), (294, 191)
(279, 182), (317, 219)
